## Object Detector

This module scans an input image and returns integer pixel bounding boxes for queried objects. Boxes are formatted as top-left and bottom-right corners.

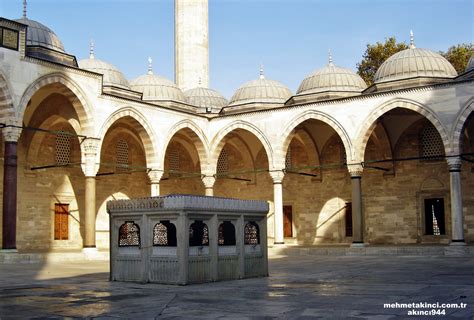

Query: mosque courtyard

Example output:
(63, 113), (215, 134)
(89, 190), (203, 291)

(0, 251), (473, 319)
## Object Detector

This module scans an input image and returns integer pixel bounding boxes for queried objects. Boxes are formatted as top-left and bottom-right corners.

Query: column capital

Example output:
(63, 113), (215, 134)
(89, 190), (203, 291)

(202, 175), (216, 189)
(1, 126), (22, 142)
(447, 156), (462, 172)
(148, 169), (164, 183)
(81, 138), (100, 177)
(347, 163), (364, 178)
(269, 170), (285, 184)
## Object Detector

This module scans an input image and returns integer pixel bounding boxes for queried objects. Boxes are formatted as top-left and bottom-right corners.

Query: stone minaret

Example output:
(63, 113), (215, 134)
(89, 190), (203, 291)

(175, 0), (209, 91)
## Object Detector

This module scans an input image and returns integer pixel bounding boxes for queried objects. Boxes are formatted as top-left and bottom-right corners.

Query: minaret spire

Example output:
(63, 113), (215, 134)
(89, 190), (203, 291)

(409, 30), (415, 49)
(23, 0), (27, 18)
(89, 39), (95, 59)
(259, 64), (265, 80)
(328, 49), (333, 65)
(148, 57), (153, 75)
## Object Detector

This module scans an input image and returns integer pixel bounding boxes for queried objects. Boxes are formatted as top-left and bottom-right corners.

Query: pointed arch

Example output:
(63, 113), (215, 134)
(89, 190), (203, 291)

(17, 72), (94, 135)
(451, 98), (474, 155)
(280, 110), (352, 164)
(210, 121), (274, 171)
(355, 98), (451, 161)
(98, 107), (159, 169)
(163, 120), (209, 172)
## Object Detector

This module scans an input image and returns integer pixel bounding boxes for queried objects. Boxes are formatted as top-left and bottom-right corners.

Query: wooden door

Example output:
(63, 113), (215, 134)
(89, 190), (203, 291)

(54, 203), (69, 240)
(283, 205), (293, 237)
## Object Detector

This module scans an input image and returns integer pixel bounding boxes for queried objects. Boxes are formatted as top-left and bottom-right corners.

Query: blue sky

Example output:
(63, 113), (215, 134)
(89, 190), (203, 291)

(1, 0), (472, 98)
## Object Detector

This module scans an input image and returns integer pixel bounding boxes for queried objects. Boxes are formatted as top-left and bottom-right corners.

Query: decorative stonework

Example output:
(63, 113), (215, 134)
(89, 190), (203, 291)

(202, 175), (216, 189)
(81, 138), (100, 177)
(148, 169), (164, 183)
(1, 125), (22, 142)
(447, 157), (462, 172)
(269, 170), (285, 184)
(107, 194), (269, 213)
(347, 164), (363, 177)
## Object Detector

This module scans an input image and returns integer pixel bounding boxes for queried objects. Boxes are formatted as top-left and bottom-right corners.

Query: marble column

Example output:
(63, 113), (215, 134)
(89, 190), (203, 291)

(348, 164), (364, 246)
(81, 138), (99, 249)
(447, 157), (465, 245)
(2, 126), (22, 250)
(148, 170), (164, 197)
(202, 175), (216, 196)
(269, 170), (285, 245)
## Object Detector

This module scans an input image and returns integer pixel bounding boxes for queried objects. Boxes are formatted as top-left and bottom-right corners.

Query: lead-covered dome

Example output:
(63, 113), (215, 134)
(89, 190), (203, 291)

(130, 59), (185, 102)
(78, 47), (130, 89)
(374, 33), (457, 84)
(297, 56), (367, 95)
(184, 87), (228, 113)
(15, 17), (65, 52)
(229, 68), (292, 106)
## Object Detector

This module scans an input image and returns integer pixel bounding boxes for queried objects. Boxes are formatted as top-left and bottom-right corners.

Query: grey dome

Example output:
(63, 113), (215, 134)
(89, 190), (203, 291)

(131, 74), (185, 102)
(374, 47), (457, 84)
(298, 62), (367, 95)
(79, 57), (130, 89)
(184, 87), (228, 109)
(229, 72), (292, 106)
(466, 55), (474, 72)
(15, 18), (64, 52)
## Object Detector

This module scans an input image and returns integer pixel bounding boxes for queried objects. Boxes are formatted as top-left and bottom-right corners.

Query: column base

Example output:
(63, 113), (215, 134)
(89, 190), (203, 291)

(450, 240), (466, 246)
(82, 246), (98, 253)
(350, 242), (365, 248)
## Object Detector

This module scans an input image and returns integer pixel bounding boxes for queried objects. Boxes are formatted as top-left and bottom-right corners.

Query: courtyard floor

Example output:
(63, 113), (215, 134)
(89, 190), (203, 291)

(0, 253), (473, 319)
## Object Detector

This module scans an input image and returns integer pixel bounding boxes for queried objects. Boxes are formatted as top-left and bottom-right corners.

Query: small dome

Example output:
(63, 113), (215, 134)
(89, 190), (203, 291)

(15, 18), (65, 52)
(79, 57), (130, 89)
(374, 34), (457, 84)
(229, 68), (292, 105)
(297, 56), (367, 94)
(184, 87), (228, 110)
(130, 58), (185, 102)
(466, 55), (474, 72)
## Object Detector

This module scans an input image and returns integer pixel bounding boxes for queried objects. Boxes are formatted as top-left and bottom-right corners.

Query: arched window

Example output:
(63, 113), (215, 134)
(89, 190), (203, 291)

(420, 125), (444, 159)
(218, 221), (236, 246)
(153, 221), (177, 246)
(116, 139), (129, 172)
(217, 147), (229, 176)
(55, 131), (71, 165)
(118, 221), (140, 247)
(244, 221), (260, 245)
(189, 220), (209, 246)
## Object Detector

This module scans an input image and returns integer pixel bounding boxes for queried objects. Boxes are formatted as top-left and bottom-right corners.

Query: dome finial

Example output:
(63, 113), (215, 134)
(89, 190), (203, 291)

(328, 49), (334, 65)
(410, 30), (415, 49)
(89, 39), (95, 59)
(259, 64), (265, 80)
(23, 0), (27, 18)
(147, 57), (153, 75)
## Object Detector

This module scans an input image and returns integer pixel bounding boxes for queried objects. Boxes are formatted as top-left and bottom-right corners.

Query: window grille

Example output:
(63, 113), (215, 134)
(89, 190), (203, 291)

(168, 147), (180, 176)
(244, 221), (260, 245)
(285, 146), (292, 169)
(55, 131), (71, 165)
(116, 139), (129, 171)
(218, 221), (236, 246)
(153, 221), (177, 246)
(189, 220), (209, 246)
(420, 125), (444, 158)
(217, 148), (229, 175)
(118, 221), (140, 247)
